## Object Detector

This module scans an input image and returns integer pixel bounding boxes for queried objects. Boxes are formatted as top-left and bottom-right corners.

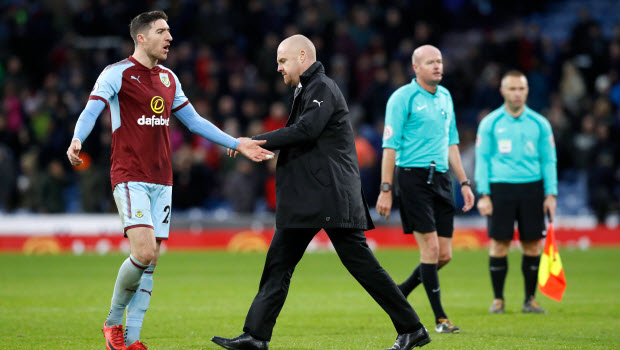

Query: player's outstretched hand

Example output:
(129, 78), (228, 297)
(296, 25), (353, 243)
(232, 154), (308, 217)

(236, 137), (274, 162)
(461, 185), (475, 212)
(227, 148), (239, 158)
(67, 138), (83, 166)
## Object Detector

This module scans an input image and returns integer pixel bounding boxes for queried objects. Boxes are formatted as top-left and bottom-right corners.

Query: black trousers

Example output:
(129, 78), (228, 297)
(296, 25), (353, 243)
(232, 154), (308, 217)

(243, 227), (421, 341)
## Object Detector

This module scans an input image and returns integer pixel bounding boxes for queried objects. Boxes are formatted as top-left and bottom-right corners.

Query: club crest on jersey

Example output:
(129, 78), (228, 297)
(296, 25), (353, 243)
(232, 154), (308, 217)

(136, 210), (144, 218)
(159, 73), (170, 87)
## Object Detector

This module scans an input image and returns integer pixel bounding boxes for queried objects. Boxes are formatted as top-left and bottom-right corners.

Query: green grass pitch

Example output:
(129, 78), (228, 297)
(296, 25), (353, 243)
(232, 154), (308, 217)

(1, 248), (618, 349)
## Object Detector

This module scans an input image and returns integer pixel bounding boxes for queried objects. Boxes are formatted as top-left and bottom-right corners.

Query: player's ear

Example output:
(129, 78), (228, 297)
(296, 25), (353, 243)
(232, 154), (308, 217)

(136, 33), (145, 44)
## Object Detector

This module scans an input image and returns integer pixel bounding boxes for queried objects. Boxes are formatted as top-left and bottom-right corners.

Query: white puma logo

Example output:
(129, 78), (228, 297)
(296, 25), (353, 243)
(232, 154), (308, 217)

(313, 100), (323, 107)
(131, 76), (141, 84)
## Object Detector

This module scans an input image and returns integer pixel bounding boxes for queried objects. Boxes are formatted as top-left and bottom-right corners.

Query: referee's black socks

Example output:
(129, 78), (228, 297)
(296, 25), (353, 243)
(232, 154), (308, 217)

(489, 256), (508, 300)
(399, 262), (450, 298)
(399, 265), (422, 297)
(522, 254), (541, 302)
(420, 263), (447, 322)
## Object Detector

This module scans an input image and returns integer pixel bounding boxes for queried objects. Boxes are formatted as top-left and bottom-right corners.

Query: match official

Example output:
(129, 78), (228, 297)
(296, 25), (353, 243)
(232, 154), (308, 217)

(475, 70), (557, 314)
(376, 45), (474, 334)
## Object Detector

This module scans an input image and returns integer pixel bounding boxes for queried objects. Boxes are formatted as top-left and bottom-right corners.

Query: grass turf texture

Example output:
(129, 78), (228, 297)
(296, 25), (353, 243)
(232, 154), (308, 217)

(0, 248), (618, 349)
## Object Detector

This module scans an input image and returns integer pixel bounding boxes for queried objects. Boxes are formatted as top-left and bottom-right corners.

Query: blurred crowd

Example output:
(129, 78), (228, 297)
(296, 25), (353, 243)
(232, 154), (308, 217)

(0, 0), (618, 223)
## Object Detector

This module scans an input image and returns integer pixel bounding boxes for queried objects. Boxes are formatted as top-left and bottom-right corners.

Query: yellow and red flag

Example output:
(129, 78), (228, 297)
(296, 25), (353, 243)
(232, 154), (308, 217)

(538, 221), (566, 301)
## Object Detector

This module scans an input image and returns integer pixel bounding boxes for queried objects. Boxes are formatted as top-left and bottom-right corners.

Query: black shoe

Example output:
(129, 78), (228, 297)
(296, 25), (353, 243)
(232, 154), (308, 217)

(211, 333), (269, 350)
(384, 327), (431, 349)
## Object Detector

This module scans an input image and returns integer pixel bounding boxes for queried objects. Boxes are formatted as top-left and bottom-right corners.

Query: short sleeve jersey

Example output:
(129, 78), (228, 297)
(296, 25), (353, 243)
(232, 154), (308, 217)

(89, 56), (189, 187)
(382, 79), (458, 172)
(474, 105), (558, 195)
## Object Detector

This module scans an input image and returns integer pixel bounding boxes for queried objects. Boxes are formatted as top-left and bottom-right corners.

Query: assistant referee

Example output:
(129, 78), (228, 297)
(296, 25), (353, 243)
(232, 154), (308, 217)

(475, 70), (558, 314)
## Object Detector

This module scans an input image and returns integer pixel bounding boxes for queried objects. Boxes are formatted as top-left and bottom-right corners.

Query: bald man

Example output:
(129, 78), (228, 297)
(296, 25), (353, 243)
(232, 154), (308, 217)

(212, 35), (431, 350)
(377, 45), (474, 334)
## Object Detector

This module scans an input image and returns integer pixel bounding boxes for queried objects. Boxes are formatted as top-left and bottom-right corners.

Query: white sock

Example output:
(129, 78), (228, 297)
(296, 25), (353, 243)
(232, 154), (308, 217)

(106, 255), (148, 326)
(125, 264), (155, 345)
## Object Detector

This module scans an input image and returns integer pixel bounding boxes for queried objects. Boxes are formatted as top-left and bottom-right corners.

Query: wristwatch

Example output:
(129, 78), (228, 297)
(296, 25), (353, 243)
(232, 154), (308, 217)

(380, 183), (393, 192)
(460, 179), (471, 187)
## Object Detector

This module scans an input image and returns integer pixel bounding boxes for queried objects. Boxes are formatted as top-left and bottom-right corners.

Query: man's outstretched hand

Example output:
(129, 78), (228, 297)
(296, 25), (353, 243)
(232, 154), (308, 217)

(232, 137), (274, 162)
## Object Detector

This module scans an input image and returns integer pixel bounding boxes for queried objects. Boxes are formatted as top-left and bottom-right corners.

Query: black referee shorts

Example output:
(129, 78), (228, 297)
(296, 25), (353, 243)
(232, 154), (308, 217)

(395, 166), (455, 237)
(487, 180), (545, 241)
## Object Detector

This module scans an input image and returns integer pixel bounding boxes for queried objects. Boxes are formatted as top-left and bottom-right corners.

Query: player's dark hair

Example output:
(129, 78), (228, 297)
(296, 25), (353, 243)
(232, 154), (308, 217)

(129, 10), (168, 46)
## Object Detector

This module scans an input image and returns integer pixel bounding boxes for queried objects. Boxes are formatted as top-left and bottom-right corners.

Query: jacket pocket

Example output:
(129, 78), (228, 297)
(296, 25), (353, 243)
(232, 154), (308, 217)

(311, 167), (331, 186)
(309, 156), (331, 187)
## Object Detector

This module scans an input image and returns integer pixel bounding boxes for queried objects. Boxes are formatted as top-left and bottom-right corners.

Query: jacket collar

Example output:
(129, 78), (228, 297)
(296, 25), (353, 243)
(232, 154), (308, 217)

(299, 61), (324, 85)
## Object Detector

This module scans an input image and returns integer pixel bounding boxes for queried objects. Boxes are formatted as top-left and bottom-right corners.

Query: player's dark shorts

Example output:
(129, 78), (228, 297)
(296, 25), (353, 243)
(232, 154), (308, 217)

(488, 180), (545, 241)
(395, 166), (455, 237)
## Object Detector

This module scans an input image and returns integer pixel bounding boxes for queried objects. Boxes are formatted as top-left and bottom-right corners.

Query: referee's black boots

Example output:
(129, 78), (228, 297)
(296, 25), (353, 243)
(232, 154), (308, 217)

(385, 327), (431, 349)
(211, 333), (268, 350)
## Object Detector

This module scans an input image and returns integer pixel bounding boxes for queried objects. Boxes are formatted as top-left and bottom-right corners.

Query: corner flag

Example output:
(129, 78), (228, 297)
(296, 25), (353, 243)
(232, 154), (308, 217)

(538, 220), (566, 301)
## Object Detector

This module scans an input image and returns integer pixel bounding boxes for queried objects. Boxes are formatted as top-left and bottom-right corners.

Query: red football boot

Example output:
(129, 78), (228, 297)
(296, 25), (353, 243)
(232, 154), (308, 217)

(103, 321), (127, 350)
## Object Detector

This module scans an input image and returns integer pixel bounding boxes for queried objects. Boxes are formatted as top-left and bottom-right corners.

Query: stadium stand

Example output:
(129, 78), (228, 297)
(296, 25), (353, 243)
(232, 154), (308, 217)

(0, 0), (617, 225)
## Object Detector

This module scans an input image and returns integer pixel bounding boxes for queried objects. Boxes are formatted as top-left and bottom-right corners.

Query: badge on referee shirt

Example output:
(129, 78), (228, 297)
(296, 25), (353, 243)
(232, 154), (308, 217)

(498, 139), (512, 154)
(383, 125), (393, 140)
(524, 141), (536, 155)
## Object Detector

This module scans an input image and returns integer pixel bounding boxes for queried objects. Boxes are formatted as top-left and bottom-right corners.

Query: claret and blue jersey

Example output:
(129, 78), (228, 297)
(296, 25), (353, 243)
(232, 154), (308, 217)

(88, 56), (188, 187)
(73, 55), (239, 188)
(382, 79), (459, 173)
(474, 105), (558, 195)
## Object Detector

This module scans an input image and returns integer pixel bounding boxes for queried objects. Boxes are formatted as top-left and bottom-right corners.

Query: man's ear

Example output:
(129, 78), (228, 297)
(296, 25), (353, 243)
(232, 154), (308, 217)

(299, 50), (306, 63)
(136, 33), (145, 44)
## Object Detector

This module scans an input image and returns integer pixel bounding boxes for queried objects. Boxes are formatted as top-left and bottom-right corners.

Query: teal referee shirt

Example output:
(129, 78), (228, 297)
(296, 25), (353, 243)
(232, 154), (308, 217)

(474, 105), (558, 195)
(382, 79), (459, 172)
